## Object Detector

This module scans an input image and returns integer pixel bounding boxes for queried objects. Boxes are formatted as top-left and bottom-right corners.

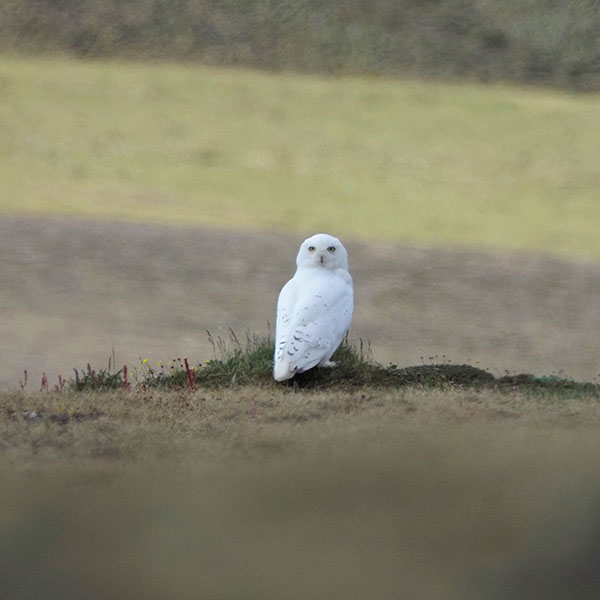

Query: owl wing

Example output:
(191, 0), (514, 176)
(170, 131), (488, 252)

(274, 277), (298, 369)
(273, 272), (353, 381)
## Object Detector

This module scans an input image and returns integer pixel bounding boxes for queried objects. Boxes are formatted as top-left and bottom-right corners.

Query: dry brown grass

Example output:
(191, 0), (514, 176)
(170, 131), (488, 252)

(3, 384), (599, 467)
(2, 217), (600, 390)
(2, 384), (600, 599)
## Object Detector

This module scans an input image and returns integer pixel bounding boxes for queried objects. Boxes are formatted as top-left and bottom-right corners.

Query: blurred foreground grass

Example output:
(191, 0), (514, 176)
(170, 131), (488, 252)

(1, 56), (600, 258)
(2, 384), (600, 599)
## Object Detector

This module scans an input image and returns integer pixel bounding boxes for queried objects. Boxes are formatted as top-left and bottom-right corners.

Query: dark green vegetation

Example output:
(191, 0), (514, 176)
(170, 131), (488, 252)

(3, 0), (600, 90)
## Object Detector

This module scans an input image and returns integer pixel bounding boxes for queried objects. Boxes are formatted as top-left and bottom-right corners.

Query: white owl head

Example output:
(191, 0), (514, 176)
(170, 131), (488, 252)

(296, 233), (349, 271)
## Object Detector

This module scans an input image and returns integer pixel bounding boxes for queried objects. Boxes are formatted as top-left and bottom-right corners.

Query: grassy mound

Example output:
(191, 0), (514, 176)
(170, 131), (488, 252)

(71, 334), (599, 396)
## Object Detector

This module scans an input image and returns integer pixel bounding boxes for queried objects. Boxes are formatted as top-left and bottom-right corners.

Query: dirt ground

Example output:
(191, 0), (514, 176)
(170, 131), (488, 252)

(2, 216), (600, 388)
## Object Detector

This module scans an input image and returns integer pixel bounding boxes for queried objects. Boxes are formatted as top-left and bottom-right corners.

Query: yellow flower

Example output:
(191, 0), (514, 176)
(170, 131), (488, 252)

(142, 358), (149, 364)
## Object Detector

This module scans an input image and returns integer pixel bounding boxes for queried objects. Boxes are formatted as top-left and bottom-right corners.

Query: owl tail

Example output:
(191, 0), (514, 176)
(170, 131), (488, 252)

(273, 360), (295, 382)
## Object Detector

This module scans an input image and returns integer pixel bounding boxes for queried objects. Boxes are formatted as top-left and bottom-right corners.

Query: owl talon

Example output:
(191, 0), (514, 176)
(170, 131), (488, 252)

(322, 361), (336, 368)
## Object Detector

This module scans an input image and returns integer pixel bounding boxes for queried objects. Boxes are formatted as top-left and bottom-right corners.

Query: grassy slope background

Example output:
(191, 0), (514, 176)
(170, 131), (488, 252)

(2, 56), (600, 257)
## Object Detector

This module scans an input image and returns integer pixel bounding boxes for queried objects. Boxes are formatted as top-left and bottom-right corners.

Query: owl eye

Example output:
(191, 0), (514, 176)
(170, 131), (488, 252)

(308, 246), (316, 252)
(327, 246), (336, 253)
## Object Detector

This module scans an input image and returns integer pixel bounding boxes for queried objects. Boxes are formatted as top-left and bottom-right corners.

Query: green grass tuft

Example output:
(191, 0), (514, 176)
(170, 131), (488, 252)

(195, 332), (275, 387)
(72, 363), (124, 391)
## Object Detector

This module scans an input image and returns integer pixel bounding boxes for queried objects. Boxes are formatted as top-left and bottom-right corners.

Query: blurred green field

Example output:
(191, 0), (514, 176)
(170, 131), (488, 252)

(2, 56), (600, 258)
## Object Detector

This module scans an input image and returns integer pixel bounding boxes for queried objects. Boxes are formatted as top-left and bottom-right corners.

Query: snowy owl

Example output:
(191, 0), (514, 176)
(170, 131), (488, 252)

(273, 233), (353, 382)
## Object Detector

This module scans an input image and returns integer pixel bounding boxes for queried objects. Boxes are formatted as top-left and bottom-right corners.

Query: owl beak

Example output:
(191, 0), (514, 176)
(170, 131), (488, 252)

(319, 254), (324, 264)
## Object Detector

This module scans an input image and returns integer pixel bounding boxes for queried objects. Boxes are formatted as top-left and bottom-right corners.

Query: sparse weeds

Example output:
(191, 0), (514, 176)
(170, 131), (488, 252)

(19, 370), (28, 391)
(18, 369), (67, 394)
(40, 373), (48, 393)
(183, 358), (196, 392)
